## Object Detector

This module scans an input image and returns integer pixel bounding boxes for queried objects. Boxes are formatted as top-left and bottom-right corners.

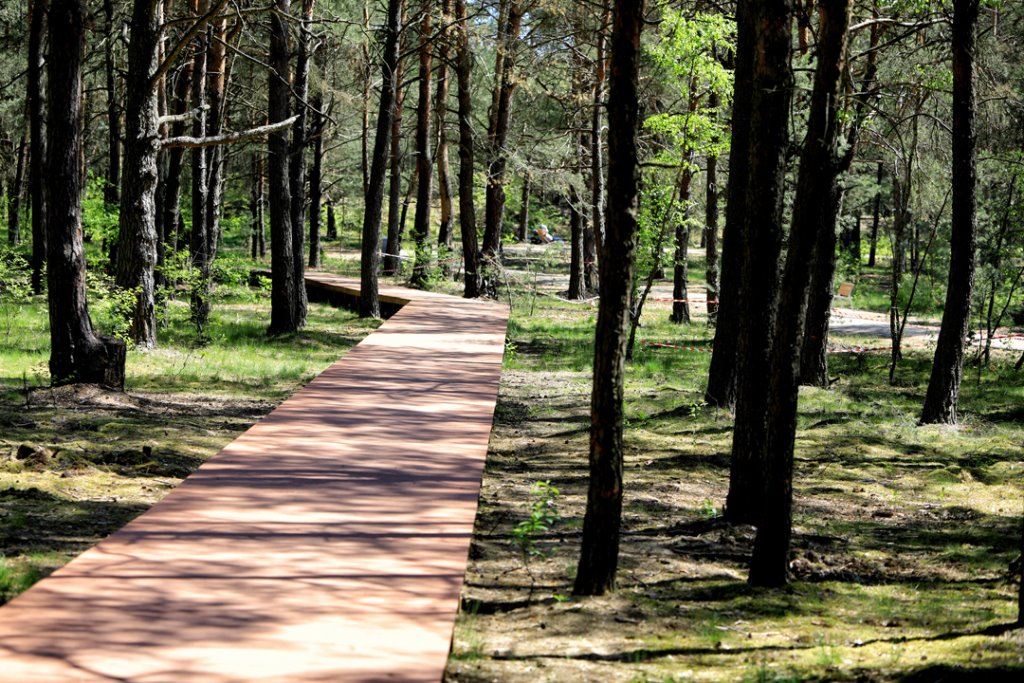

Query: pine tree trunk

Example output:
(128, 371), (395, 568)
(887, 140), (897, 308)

(115, 0), (162, 349)
(724, 0), (793, 528)
(573, 0), (644, 597)
(160, 61), (192, 270)
(359, 0), (403, 318)
(251, 153), (263, 259)
(7, 134), (27, 246)
(750, 0), (850, 588)
(590, 0), (609, 262)
(326, 199), (336, 240)
(868, 161), (882, 267)
(46, 0), (125, 390)
(28, 0), (48, 295)
(309, 94), (323, 269)
(568, 185), (586, 300)
(384, 17), (407, 278)
(268, 0), (301, 333)
(360, 0), (372, 198)
(705, 147), (719, 324)
(454, 0), (481, 298)
(517, 176), (530, 242)
(103, 0), (121, 207)
(704, 0), (754, 409)
(435, 0), (455, 274)
(189, 11), (211, 333)
(671, 167), (694, 324)
(921, 0), (980, 425)
(289, 0), (315, 325)
(410, 3), (434, 288)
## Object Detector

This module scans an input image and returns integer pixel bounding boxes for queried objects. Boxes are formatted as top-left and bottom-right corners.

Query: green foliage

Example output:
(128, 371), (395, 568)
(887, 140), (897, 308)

(81, 174), (119, 249)
(85, 270), (138, 348)
(0, 247), (31, 336)
(513, 480), (561, 559)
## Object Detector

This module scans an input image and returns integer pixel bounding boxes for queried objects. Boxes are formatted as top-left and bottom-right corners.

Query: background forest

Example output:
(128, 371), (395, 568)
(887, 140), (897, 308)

(1, 0), (1024, 680)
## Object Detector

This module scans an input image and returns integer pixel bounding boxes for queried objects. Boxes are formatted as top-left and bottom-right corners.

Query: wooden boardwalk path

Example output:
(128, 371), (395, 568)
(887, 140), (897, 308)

(0, 275), (509, 682)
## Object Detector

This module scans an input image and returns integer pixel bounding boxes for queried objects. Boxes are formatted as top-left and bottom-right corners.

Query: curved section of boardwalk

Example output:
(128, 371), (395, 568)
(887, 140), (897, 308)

(0, 276), (508, 682)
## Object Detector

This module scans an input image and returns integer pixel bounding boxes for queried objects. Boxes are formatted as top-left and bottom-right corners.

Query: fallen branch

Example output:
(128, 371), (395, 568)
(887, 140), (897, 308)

(161, 115), (298, 149)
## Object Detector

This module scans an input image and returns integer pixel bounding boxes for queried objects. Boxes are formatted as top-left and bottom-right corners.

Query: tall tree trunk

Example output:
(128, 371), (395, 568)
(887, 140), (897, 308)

(868, 161), (882, 267)
(410, 3), (434, 288)
(28, 0), (48, 294)
(573, 0), (644, 597)
(384, 9), (407, 278)
(705, 132), (720, 324)
(921, 0), (980, 425)
(517, 175), (530, 242)
(309, 94), (323, 268)
(590, 0), (610, 262)
(671, 167), (694, 324)
(289, 0), (315, 325)
(189, 11), (211, 333)
(481, 0), (524, 293)
(268, 0), (301, 333)
(160, 60), (193, 271)
(115, 0), (163, 348)
(724, 0), (793, 527)
(360, 0), (372, 198)
(435, 0), (455, 273)
(568, 184), (586, 300)
(251, 152), (265, 259)
(7, 134), (27, 246)
(704, 0), (754, 409)
(581, 131), (598, 292)
(103, 0), (121, 207)
(326, 200), (336, 240)
(750, 0), (850, 588)
(359, 0), (403, 318)
(454, 0), (481, 298)
(46, 0), (126, 389)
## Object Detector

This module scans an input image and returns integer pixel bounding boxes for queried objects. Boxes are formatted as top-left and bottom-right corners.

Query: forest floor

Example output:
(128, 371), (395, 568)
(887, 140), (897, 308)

(444, 245), (1024, 682)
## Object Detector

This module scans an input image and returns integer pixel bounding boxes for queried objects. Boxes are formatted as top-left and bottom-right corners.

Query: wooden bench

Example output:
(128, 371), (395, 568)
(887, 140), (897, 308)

(835, 281), (855, 305)
(0, 275), (509, 682)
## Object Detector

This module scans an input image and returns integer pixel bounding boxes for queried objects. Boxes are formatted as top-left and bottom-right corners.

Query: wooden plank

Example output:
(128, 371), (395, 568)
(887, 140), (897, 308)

(0, 278), (508, 682)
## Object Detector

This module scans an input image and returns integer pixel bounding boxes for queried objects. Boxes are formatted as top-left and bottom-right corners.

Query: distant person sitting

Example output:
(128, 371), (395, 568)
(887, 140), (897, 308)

(530, 224), (564, 244)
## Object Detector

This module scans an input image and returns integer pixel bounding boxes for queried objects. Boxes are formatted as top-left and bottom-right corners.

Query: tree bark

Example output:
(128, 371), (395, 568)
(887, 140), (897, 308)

(671, 168), (693, 324)
(28, 0), (48, 294)
(326, 200), (336, 240)
(251, 152), (266, 259)
(704, 137), (719, 324)
(268, 0), (301, 333)
(159, 59), (193, 270)
(481, 0), (524, 293)
(309, 94), (324, 268)
(868, 161), (883, 267)
(384, 7), (407, 278)
(573, 0), (644, 597)
(410, 3), (434, 288)
(590, 0), (610, 262)
(921, 0), (980, 425)
(103, 0), (121, 207)
(289, 0), (315, 325)
(435, 0), (455, 273)
(750, 0), (850, 588)
(7, 134), (27, 246)
(724, 0), (793, 528)
(517, 175), (530, 242)
(46, 0), (126, 390)
(454, 0), (481, 298)
(704, 0), (754, 409)
(189, 8), (211, 333)
(115, 0), (163, 349)
(568, 184), (586, 300)
(359, 0), (403, 318)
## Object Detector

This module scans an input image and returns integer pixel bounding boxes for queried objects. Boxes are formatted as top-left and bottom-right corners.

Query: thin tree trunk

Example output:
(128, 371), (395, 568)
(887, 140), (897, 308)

(750, 0), (850, 588)
(573, 0), (644, 597)
(160, 60), (192, 272)
(581, 130), (598, 292)
(360, 0), (371, 198)
(359, 0), (403, 318)
(269, 0), (301, 333)
(189, 9), (211, 333)
(410, 3), (434, 288)
(921, 0), (980, 425)
(868, 161), (882, 267)
(251, 152), (266, 259)
(517, 175), (530, 242)
(590, 0), (610, 261)
(104, 0), (121, 207)
(435, 0), (455, 273)
(7, 134), (27, 246)
(28, 0), (48, 294)
(454, 0), (481, 298)
(309, 94), (323, 268)
(705, 0), (754, 409)
(481, 0), (524, 293)
(704, 136), (719, 324)
(724, 0), (793, 528)
(384, 10), (407, 278)
(289, 0), (315, 325)
(568, 185), (586, 300)
(671, 165), (694, 325)
(114, 0), (163, 348)
(326, 200), (336, 240)
(46, 0), (125, 389)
